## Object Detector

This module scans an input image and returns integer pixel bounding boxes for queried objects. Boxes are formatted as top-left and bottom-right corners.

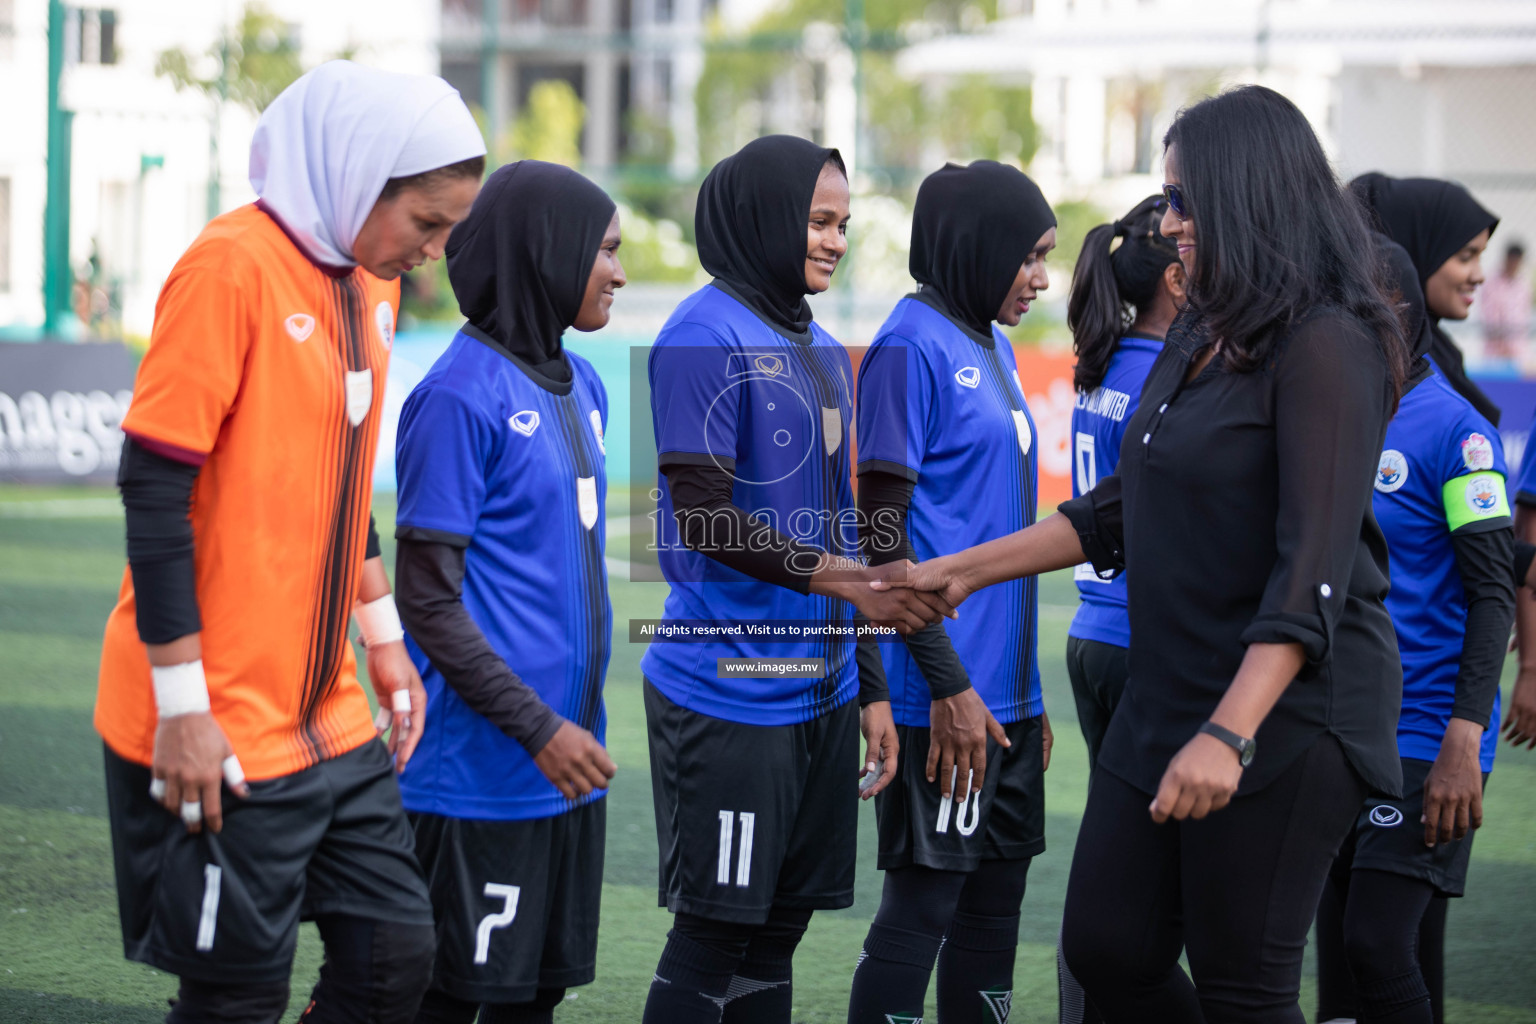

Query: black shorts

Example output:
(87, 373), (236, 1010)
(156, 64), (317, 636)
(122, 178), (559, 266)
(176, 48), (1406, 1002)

(1351, 756), (1489, 898)
(104, 739), (433, 984)
(644, 678), (858, 924)
(410, 800), (605, 1002)
(875, 714), (1046, 873)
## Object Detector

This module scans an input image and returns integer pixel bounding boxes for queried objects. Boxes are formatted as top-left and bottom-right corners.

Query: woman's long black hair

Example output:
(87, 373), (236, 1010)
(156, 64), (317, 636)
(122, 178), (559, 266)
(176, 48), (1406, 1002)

(1068, 195), (1180, 392)
(1163, 86), (1407, 398)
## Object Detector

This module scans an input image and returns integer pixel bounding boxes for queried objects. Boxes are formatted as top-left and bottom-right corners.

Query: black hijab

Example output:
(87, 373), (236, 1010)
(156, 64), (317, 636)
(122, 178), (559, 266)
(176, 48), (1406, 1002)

(696, 135), (844, 335)
(910, 160), (1057, 336)
(1352, 172), (1501, 423)
(1377, 232), (1434, 389)
(446, 160), (616, 371)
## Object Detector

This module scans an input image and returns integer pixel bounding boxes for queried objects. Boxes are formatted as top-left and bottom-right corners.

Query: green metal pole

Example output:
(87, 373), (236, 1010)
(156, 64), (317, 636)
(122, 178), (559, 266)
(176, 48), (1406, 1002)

(207, 35), (228, 222)
(482, 0), (500, 164)
(43, 0), (72, 334)
(839, 0), (865, 326)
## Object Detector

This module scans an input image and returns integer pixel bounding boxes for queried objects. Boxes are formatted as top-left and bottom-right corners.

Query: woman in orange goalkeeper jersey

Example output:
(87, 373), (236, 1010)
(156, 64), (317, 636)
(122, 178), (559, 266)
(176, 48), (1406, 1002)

(95, 60), (484, 1024)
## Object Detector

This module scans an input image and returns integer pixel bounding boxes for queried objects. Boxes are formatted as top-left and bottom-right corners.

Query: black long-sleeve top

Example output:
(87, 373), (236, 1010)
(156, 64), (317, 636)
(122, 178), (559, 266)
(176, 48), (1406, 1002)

(1060, 307), (1404, 798)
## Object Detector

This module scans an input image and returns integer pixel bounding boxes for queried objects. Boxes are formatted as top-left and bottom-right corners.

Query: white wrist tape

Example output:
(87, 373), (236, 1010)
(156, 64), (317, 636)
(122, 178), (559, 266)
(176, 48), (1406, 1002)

(152, 660), (211, 719)
(354, 594), (405, 647)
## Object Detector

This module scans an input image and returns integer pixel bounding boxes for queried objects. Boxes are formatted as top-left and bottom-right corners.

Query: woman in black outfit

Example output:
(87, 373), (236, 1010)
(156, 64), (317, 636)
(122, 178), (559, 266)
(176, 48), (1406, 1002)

(875, 85), (1408, 1022)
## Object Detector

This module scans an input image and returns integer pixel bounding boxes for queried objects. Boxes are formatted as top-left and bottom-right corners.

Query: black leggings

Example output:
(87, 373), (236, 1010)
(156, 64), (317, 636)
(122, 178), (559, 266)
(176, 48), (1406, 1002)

(1061, 735), (1366, 1023)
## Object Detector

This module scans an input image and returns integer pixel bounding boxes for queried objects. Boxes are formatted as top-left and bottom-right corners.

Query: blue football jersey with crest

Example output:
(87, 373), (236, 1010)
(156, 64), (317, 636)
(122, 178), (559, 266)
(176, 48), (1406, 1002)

(1373, 374), (1510, 771)
(856, 296), (1043, 727)
(1068, 335), (1163, 648)
(394, 328), (610, 821)
(641, 284), (860, 726)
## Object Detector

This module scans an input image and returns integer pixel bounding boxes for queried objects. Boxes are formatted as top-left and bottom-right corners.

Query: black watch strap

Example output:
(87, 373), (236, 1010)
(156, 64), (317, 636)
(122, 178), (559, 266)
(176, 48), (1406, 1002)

(1198, 721), (1256, 768)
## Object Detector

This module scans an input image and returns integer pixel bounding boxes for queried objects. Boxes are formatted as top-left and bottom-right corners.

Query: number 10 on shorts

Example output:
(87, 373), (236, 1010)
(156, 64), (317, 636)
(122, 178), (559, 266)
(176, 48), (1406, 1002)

(716, 810), (756, 887)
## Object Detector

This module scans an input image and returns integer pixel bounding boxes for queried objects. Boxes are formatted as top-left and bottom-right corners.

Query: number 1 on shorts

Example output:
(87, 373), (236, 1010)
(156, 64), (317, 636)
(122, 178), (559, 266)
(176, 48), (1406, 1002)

(474, 883), (521, 965)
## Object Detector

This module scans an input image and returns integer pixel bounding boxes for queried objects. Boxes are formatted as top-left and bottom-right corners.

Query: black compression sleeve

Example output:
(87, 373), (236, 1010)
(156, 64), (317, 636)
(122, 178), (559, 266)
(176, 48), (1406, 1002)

(1516, 541), (1536, 591)
(365, 514), (381, 562)
(662, 462), (825, 593)
(394, 535), (562, 754)
(857, 470), (972, 701)
(118, 437), (202, 644)
(1449, 525), (1516, 727)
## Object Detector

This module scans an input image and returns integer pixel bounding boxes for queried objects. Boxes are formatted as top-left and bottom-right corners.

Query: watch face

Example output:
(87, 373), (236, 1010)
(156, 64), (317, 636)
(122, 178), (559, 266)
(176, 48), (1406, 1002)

(1239, 741), (1255, 768)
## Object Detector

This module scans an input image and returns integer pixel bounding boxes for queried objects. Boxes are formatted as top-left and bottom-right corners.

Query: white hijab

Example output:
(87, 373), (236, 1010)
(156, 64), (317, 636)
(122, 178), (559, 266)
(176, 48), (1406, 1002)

(249, 60), (486, 269)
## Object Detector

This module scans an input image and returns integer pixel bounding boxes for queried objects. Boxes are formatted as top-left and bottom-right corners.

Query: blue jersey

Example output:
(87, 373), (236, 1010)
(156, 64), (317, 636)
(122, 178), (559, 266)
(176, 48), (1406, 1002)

(1068, 336), (1163, 649)
(1512, 402), (1536, 506)
(394, 328), (611, 821)
(856, 296), (1043, 727)
(641, 284), (860, 725)
(1373, 374), (1510, 771)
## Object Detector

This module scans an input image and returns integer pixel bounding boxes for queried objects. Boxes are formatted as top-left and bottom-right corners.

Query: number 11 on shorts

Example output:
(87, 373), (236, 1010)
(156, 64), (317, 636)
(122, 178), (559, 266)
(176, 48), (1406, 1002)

(716, 810), (756, 887)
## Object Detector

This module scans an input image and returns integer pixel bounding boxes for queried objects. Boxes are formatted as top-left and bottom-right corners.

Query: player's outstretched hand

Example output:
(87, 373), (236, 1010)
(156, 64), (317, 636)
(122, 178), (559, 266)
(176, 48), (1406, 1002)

(869, 554), (975, 612)
(534, 720), (617, 801)
(815, 557), (956, 635)
(1149, 730), (1242, 823)
(1502, 665), (1536, 749)
(153, 713), (249, 834)
(1423, 718), (1485, 847)
(928, 687), (1008, 798)
(859, 700), (900, 800)
(366, 639), (428, 771)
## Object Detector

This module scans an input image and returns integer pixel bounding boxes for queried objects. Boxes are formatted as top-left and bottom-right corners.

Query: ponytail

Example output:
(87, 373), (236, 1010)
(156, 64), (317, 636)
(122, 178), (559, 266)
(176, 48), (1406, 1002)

(1068, 195), (1180, 393)
(1068, 223), (1124, 393)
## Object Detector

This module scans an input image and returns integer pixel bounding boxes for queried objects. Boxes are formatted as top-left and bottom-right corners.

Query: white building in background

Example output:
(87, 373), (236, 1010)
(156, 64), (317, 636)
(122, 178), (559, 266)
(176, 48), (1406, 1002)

(0, 0), (438, 336)
(900, 0), (1536, 255)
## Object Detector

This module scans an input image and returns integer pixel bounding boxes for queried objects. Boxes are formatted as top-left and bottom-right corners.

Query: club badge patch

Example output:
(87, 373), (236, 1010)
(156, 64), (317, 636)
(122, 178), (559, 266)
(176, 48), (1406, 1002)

(374, 301), (395, 351)
(1466, 474), (1502, 513)
(590, 409), (606, 455)
(1461, 432), (1494, 471)
(1375, 450), (1408, 493)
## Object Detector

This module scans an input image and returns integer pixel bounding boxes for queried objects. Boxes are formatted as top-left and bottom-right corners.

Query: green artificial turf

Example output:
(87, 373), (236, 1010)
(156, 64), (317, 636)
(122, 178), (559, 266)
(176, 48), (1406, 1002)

(1, 487), (1532, 1022)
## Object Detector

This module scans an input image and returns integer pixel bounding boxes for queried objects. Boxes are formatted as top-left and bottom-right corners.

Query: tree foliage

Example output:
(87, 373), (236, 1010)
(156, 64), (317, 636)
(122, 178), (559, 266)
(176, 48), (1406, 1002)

(155, 3), (303, 114)
(695, 0), (1035, 185)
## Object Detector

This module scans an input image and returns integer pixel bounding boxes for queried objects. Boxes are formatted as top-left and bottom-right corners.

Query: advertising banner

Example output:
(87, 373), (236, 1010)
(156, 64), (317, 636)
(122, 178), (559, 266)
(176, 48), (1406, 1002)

(0, 341), (137, 484)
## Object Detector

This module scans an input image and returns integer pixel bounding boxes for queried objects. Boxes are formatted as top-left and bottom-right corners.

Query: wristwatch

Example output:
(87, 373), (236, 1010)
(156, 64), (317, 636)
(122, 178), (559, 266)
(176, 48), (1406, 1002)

(1198, 721), (1256, 768)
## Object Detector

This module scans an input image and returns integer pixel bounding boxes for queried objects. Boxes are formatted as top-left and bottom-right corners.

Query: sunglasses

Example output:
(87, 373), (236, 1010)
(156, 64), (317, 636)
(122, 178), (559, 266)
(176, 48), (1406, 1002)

(1162, 183), (1188, 220)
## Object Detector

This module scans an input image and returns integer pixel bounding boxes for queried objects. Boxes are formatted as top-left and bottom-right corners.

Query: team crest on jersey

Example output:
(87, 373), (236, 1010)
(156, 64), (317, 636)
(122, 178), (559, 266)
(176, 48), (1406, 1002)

(822, 406), (843, 455)
(954, 366), (981, 389)
(1466, 474), (1501, 512)
(285, 313), (315, 342)
(1369, 805), (1404, 828)
(1375, 450), (1408, 493)
(1461, 432), (1494, 471)
(344, 369), (373, 427)
(509, 410), (540, 437)
(884, 1016), (922, 1024)
(1011, 409), (1033, 456)
(980, 988), (1013, 1023)
(576, 476), (599, 529)
(590, 409), (606, 455)
(374, 301), (394, 351)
